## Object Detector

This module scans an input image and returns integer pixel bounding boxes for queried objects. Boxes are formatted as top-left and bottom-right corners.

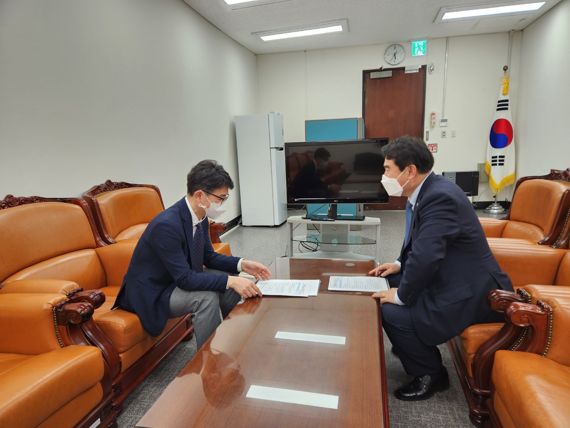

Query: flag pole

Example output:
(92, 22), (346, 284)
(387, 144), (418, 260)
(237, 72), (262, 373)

(484, 65), (510, 215)
(484, 193), (505, 214)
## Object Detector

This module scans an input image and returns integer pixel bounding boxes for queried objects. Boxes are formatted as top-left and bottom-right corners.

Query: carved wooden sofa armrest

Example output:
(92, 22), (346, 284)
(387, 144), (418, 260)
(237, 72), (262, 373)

(468, 289), (531, 395)
(0, 279), (106, 309)
(0, 293), (94, 351)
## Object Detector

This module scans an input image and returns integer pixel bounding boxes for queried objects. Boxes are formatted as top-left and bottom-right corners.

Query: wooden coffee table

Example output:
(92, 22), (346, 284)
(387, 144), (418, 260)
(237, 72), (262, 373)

(137, 258), (389, 428)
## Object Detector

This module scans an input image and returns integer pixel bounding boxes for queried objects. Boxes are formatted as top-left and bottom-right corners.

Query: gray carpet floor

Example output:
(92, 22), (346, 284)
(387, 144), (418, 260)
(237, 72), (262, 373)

(118, 209), (472, 427)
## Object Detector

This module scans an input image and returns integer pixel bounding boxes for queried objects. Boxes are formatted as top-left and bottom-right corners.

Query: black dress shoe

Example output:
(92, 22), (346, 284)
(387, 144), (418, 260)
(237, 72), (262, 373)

(394, 369), (449, 401)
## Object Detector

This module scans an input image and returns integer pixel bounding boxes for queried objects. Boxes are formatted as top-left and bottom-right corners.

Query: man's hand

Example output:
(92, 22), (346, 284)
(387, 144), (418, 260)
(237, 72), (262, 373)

(368, 262), (401, 277)
(372, 287), (399, 305)
(241, 260), (271, 281)
(228, 276), (262, 299)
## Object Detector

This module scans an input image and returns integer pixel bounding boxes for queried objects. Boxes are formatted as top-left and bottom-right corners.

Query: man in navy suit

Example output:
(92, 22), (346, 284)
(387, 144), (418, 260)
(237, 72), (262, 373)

(370, 137), (513, 401)
(115, 160), (270, 348)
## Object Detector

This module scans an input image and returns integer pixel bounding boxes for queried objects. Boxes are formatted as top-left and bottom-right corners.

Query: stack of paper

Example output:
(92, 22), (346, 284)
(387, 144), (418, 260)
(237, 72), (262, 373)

(328, 276), (388, 293)
(257, 280), (320, 297)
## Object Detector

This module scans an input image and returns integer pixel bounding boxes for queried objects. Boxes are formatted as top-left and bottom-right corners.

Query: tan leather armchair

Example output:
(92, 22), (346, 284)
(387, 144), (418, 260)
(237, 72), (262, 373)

(448, 239), (569, 425)
(83, 180), (232, 254)
(488, 290), (570, 428)
(0, 293), (106, 428)
(480, 169), (570, 246)
(0, 195), (193, 410)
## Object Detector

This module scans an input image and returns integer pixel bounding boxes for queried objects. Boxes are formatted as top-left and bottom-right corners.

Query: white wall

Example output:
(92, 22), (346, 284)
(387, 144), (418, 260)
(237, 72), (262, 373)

(258, 33), (523, 201)
(0, 0), (256, 221)
(517, 0), (570, 176)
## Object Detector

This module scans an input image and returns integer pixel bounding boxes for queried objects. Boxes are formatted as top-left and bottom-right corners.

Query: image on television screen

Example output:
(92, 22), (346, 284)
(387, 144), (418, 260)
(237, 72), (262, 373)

(285, 140), (389, 204)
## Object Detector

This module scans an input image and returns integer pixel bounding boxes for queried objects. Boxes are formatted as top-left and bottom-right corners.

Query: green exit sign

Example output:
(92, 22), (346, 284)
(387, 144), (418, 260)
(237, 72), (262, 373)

(411, 40), (427, 57)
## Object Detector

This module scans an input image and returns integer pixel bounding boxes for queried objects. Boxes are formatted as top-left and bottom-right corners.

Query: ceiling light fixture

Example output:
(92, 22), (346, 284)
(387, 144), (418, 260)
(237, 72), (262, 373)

(224, 0), (258, 4)
(439, 2), (545, 21)
(223, 0), (292, 8)
(254, 20), (347, 42)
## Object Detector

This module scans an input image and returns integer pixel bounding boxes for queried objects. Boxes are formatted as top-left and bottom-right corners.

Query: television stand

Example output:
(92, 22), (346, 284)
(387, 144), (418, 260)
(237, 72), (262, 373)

(303, 203), (365, 221)
(287, 215), (381, 261)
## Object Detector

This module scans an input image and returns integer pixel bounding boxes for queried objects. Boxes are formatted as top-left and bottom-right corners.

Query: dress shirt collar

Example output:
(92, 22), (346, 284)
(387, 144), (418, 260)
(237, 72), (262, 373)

(185, 196), (206, 227)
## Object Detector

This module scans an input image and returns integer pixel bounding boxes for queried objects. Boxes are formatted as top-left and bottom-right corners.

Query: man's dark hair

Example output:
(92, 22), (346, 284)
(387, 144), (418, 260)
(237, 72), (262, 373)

(381, 136), (434, 173)
(187, 160), (234, 195)
(314, 148), (331, 161)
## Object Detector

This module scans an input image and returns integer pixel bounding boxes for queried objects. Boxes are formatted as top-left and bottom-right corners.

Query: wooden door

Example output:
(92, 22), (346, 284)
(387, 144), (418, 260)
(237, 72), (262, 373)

(363, 67), (426, 139)
(362, 67), (426, 210)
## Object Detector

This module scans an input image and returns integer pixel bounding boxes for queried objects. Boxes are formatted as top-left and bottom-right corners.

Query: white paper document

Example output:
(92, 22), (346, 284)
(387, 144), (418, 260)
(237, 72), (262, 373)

(257, 279), (320, 297)
(328, 276), (389, 293)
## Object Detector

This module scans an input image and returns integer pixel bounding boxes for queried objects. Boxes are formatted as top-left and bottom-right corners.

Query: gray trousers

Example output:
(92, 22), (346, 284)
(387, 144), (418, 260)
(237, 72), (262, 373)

(169, 286), (241, 349)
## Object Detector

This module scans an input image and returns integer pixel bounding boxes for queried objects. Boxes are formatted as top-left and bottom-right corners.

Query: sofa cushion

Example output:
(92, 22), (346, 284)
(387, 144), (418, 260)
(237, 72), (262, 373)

(3, 250), (106, 291)
(118, 317), (183, 372)
(0, 354), (30, 377)
(95, 241), (136, 288)
(502, 220), (544, 242)
(38, 384), (102, 428)
(93, 299), (185, 356)
(93, 301), (145, 354)
(115, 224), (148, 241)
(555, 252), (570, 286)
(95, 187), (163, 240)
(479, 218), (507, 237)
(0, 203), (96, 283)
(489, 238), (566, 287)
(493, 350), (570, 428)
(0, 346), (103, 428)
(460, 323), (502, 378)
(102, 286), (122, 297)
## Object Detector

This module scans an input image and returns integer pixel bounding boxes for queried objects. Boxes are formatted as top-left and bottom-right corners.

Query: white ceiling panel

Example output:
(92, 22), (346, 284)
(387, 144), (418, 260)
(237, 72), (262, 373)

(183, 0), (561, 54)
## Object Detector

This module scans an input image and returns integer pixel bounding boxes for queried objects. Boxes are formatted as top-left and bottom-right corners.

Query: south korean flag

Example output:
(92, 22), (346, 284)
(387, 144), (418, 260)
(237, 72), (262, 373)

(485, 76), (516, 194)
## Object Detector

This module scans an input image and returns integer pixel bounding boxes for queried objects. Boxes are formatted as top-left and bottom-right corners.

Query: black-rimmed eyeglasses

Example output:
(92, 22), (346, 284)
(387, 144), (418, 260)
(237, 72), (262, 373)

(203, 190), (229, 204)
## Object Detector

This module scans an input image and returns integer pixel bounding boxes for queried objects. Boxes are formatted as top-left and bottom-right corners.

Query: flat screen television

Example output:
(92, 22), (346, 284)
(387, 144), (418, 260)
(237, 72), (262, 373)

(285, 140), (389, 204)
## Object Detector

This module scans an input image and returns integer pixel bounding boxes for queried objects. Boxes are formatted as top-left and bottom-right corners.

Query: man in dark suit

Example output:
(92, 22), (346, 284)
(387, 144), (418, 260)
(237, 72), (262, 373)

(369, 136), (513, 401)
(114, 160), (270, 348)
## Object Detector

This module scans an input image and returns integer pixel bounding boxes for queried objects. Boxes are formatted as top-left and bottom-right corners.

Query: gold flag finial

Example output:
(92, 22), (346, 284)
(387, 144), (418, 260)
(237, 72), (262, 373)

(502, 65), (510, 96)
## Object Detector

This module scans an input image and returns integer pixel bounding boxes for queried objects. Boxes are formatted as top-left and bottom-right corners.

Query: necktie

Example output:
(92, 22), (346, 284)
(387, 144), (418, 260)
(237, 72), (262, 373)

(403, 201), (413, 246)
(190, 221), (205, 272)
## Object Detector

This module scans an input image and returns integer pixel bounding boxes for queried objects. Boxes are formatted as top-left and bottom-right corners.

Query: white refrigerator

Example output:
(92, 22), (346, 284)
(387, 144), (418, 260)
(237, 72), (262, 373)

(234, 113), (288, 226)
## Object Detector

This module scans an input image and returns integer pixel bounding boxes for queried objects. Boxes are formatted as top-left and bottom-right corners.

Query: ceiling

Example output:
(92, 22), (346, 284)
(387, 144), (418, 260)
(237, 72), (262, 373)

(183, 0), (560, 54)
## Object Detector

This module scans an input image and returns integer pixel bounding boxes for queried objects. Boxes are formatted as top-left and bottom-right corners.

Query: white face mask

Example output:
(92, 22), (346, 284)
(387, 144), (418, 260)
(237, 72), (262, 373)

(204, 201), (225, 219)
(199, 195), (226, 220)
(381, 169), (409, 197)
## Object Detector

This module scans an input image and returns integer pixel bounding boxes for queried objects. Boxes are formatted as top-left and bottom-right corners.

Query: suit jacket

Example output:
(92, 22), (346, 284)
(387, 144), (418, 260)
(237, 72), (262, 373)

(396, 173), (513, 346)
(114, 198), (240, 336)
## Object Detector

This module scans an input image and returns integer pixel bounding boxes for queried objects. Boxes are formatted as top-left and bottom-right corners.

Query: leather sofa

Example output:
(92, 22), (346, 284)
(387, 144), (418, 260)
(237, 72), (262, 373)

(488, 288), (570, 428)
(0, 195), (193, 413)
(83, 179), (232, 255)
(480, 169), (570, 246)
(0, 292), (107, 428)
(448, 239), (569, 425)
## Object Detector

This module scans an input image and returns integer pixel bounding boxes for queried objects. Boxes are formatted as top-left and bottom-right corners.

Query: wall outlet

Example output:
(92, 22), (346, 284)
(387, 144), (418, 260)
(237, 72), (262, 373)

(441, 130), (447, 138)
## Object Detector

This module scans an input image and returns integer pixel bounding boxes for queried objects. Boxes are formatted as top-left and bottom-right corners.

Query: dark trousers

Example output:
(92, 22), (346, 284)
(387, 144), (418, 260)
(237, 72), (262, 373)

(382, 273), (444, 376)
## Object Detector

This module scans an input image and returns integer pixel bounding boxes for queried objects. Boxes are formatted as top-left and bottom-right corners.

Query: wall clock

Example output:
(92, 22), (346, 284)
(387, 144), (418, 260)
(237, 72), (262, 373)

(384, 43), (405, 65)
